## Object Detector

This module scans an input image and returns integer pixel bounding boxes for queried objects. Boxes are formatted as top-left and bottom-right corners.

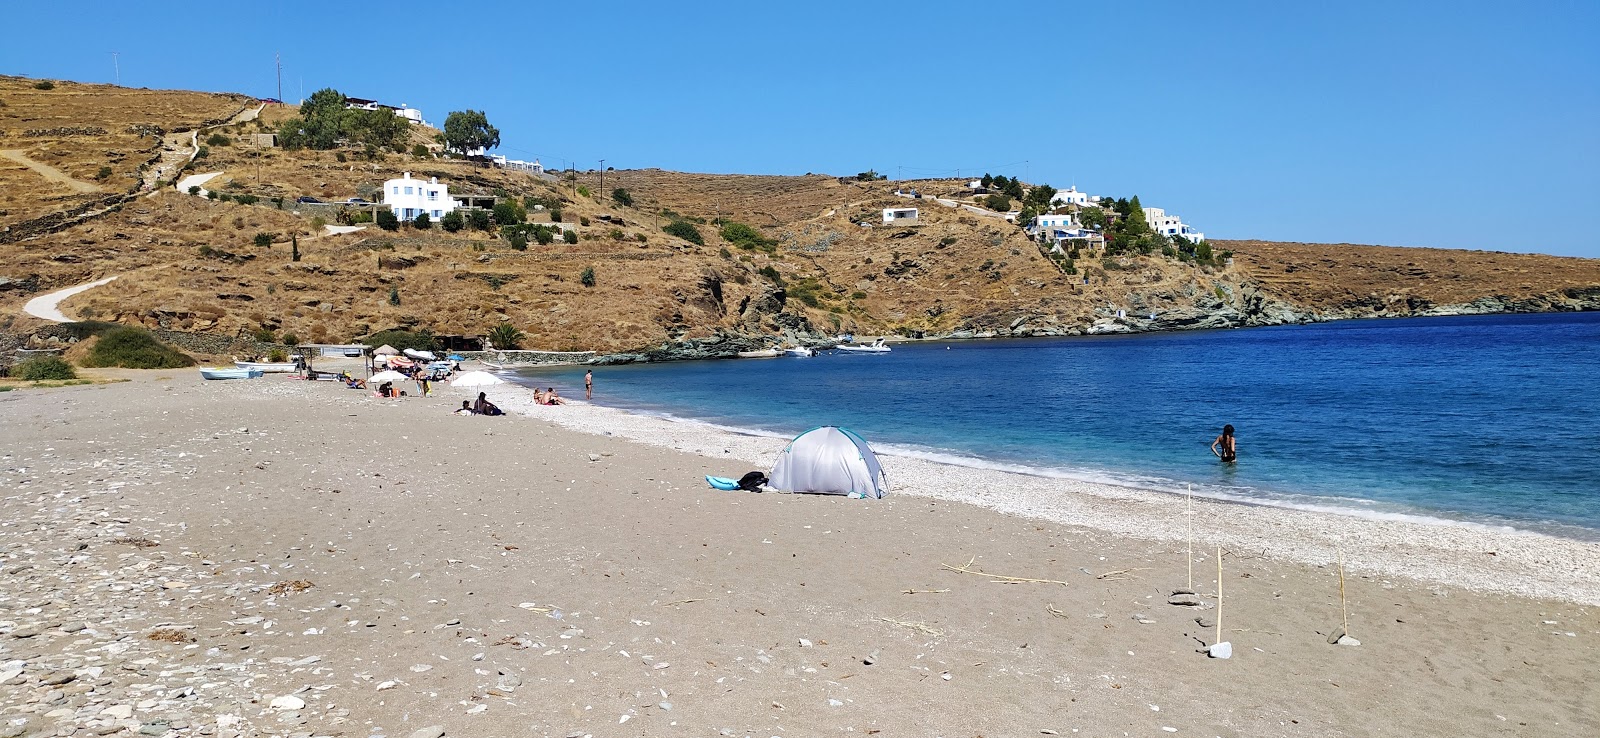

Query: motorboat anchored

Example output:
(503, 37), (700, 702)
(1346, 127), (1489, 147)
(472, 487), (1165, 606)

(737, 348), (781, 358)
(234, 359), (300, 373)
(834, 338), (891, 353)
(784, 346), (817, 357)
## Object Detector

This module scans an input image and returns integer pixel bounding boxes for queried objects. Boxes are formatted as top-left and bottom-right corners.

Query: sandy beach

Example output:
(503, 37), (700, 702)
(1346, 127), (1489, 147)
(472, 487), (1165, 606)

(2, 371), (1597, 738)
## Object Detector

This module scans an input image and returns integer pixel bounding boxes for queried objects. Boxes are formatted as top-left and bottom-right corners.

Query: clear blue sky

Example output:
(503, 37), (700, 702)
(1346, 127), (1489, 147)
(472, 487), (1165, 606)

(4, 1), (1596, 257)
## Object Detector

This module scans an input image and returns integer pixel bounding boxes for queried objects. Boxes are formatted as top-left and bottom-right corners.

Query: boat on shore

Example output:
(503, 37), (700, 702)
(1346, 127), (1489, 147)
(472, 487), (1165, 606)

(784, 346), (817, 357)
(835, 338), (891, 354)
(737, 348), (781, 359)
(200, 367), (264, 380)
(234, 360), (298, 373)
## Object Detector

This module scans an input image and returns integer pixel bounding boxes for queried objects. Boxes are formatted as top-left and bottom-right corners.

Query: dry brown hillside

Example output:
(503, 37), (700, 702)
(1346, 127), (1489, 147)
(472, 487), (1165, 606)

(2, 81), (1598, 357)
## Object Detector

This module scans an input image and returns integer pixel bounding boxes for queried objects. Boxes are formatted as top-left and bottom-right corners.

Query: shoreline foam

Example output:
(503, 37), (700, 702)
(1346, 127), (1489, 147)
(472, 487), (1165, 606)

(480, 380), (1600, 605)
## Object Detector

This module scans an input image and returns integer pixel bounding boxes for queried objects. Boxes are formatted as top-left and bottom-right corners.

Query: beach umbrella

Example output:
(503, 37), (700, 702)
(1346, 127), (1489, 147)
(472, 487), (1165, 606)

(369, 370), (408, 383)
(447, 354), (466, 361)
(451, 370), (505, 388)
(373, 344), (400, 356)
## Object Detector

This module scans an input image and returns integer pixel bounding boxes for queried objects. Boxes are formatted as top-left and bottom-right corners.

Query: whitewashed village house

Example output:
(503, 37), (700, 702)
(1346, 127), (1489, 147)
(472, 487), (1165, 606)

(1143, 207), (1204, 243)
(383, 172), (456, 221)
(1049, 186), (1101, 208)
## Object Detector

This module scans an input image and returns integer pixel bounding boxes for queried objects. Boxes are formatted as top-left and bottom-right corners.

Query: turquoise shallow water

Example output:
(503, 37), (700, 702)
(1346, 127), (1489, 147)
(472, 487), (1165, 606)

(515, 312), (1600, 539)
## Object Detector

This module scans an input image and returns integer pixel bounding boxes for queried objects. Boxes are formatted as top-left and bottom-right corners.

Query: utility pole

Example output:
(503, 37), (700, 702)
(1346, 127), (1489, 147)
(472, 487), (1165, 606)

(109, 52), (119, 85)
(276, 53), (282, 102)
(598, 159), (605, 197)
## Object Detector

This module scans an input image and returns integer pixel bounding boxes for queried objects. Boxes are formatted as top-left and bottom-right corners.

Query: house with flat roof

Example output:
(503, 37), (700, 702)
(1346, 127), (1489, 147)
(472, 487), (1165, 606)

(383, 172), (456, 221)
(882, 207), (919, 225)
(1143, 207), (1204, 243)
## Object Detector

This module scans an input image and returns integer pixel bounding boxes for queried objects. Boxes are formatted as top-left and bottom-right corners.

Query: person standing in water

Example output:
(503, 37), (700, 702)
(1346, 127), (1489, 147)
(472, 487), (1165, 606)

(584, 370), (593, 400)
(1211, 424), (1237, 463)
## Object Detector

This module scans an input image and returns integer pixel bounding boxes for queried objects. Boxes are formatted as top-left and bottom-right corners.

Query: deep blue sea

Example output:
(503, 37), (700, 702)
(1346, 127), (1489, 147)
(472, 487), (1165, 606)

(515, 313), (1600, 538)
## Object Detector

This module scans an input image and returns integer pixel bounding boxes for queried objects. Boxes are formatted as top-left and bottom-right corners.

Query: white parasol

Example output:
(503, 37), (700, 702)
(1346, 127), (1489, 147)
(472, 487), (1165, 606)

(451, 370), (506, 388)
(369, 370), (409, 383)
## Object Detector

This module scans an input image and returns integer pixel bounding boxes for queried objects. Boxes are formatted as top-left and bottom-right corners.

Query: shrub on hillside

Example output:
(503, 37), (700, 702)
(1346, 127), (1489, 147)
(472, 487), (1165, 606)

(492, 200), (524, 225)
(95, 166), (113, 181)
(33, 80), (54, 90)
(413, 212), (431, 229)
(235, 194), (259, 205)
(663, 220), (704, 245)
(16, 356), (76, 381)
(564, 229), (578, 244)
(440, 210), (464, 232)
(580, 267), (596, 287)
(253, 232), (273, 248)
(720, 221), (775, 251)
(206, 133), (231, 147)
(983, 194), (1012, 212)
(468, 209), (492, 231)
(412, 144), (430, 158)
(376, 210), (399, 231)
(611, 188), (633, 207)
(54, 321), (120, 340)
(82, 328), (195, 369)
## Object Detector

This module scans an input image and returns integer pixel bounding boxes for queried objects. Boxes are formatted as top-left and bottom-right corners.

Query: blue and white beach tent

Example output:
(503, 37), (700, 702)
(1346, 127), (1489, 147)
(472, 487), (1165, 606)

(768, 426), (888, 498)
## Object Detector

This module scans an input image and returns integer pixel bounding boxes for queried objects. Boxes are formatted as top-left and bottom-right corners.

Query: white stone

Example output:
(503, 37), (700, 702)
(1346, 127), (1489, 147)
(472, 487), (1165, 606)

(1208, 641), (1233, 659)
(1336, 635), (1361, 646)
(269, 695), (305, 711)
(101, 705), (134, 719)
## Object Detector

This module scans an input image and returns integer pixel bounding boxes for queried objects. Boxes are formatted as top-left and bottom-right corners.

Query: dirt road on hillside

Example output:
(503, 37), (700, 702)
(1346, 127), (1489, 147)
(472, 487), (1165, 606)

(0, 149), (102, 194)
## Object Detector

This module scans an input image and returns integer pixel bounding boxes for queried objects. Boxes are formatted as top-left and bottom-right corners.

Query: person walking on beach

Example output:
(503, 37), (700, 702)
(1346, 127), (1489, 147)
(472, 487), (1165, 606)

(584, 370), (593, 400)
(1211, 424), (1237, 463)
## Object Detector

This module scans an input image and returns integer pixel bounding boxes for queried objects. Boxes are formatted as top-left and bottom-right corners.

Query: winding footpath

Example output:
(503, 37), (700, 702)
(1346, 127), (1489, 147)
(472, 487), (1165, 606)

(22, 276), (119, 322)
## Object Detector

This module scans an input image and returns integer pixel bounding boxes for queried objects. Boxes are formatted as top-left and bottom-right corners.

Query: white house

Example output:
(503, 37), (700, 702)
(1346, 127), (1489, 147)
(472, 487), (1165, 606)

(489, 155), (544, 174)
(1143, 207), (1204, 243)
(1049, 186), (1100, 208)
(344, 98), (426, 125)
(383, 172), (456, 221)
(883, 207), (918, 225)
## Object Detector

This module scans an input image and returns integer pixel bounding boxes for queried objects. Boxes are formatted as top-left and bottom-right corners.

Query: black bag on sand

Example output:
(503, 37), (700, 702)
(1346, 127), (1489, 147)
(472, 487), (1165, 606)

(737, 471), (768, 492)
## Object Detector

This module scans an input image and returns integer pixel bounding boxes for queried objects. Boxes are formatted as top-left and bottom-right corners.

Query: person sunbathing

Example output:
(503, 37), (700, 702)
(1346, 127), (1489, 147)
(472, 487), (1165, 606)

(542, 387), (566, 405)
(474, 391), (504, 416)
(454, 401), (475, 416)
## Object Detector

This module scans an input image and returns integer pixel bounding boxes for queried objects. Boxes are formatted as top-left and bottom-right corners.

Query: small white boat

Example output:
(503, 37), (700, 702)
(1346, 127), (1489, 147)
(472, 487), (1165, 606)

(784, 346), (816, 357)
(835, 338), (891, 353)
(234, 360), (298, 373)
(200, 367), (264, 380)
(403, 348), (437, 361)
(737, 348), (781, 358)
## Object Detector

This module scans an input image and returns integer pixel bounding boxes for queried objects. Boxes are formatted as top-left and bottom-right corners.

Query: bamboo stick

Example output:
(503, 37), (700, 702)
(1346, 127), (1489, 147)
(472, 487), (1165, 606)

(1187, 484), (1194, 591)
(1215, 545), (1223, 645)
(1338, 548), (1348, 637)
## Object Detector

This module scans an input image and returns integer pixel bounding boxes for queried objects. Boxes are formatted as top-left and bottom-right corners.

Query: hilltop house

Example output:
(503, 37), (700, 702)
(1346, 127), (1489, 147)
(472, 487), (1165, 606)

(344, 97), (426, 126)
(383, 172), (456, 221)
(1143, 207), (1204, 243)
(1049, 186), (1101, 208)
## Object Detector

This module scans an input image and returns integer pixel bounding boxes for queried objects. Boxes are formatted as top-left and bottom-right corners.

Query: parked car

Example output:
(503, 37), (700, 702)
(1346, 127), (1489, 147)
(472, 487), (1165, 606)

(345, 197), (369, 204)
(296, 196), (321, 204)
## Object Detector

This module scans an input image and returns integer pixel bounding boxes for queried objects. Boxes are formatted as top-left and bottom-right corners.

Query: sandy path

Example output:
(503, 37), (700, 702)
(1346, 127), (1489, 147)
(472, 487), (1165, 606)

(21, 275), (119, 322)
(0, 148), (101, 194)
(0, 375), (1594, 738)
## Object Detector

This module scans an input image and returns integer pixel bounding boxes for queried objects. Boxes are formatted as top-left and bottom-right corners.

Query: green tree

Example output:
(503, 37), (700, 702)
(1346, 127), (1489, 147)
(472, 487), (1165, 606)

(442, 109), (500, 154)
(253, 232), (273, 248)
(532, 225), (555, 245)
(980, 173), (994, 188)
(81, 328), (194, 369)
(486, 323), (524, 350)
(277, 87), (347, 149)
(580, 266), (596, 287)
(440, 210), (464, 232)
(1024, 183), (1057, 211)
(468, 209), (492, 231)
(992, 175), (1009, 190)
(413, 212), (431, 229)
(342, 107), (410, 150)
(376, 210), (399, 231)
(492, 200), (524, 225)
(1002, 178), (1025, 200)
(1077, 207), (1107, 230)
(982, 194), (1012, 212)
(856, 170), (887, 181)
(564, 229), (578, 244)
(611, 188), (634, 207)
(664, 220), (704, 245)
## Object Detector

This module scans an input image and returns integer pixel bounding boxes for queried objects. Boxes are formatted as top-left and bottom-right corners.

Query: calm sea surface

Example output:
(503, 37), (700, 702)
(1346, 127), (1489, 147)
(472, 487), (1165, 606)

(515, 313), (1600, 538)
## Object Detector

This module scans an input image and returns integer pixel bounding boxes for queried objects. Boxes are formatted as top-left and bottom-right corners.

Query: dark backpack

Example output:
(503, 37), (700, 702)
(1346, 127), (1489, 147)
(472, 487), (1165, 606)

(737, 471), (768, 492)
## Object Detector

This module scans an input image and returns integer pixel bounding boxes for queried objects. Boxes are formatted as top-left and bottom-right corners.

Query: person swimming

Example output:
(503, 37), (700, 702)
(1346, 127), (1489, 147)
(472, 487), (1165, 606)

(1211, 424), (1237, 463)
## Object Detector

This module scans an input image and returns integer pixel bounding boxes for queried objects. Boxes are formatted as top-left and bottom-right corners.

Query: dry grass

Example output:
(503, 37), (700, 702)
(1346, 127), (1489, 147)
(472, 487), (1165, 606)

(0, 75), (249, 225)
(266, 579), (314, 596)
(112, 536), (159, 548)
(147, 628), (196, 643)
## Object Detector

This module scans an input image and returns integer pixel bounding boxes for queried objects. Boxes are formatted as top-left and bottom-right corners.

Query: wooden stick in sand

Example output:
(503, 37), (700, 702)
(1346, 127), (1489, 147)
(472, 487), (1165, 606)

(1338, 547), (1349, 637)
(1215, 545), (1223, 646)
(1187, 484), (1194, 592)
